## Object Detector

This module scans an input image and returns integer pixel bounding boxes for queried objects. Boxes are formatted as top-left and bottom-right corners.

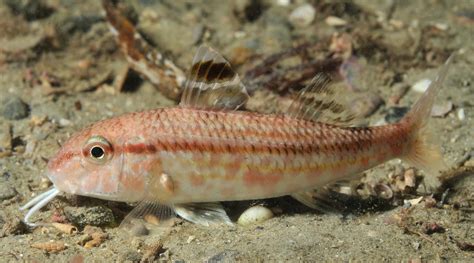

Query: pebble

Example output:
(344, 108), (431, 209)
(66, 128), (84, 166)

(237, 205), (274, 226)
(325, 16), (347, 27)
(431, 101), (453, 117)
(388, 83), (409, 106)
(1, 96), (30, 120)
(412, 79), (431, 93)
(351, 92), (384, 117)
(289, 4), (316, 27)
(122, 251), (142, 262)
(207, 249), (242, 262)
(64, 206), (115, 227)
(276, 0), (290, 6)
(384, 107), (409, 123)
(457, 108), (465, 121)
(186, 235), (195, 244)
(5, 0), (54, 21)
(129, 223), (149, 237)
(0, 124), (12, 157)
(0, 181), (17, 201)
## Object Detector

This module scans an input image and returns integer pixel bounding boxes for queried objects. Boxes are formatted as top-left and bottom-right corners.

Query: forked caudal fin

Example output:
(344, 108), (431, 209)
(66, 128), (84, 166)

(400, 55), (454, 193)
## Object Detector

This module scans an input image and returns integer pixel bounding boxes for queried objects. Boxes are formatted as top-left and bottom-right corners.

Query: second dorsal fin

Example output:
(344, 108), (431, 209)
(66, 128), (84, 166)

(180, 45), (249, 111)
(287, 73), (357, 126)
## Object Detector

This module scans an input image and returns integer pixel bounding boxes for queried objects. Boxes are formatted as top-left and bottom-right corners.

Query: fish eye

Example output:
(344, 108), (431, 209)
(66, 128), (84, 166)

(83, 135), (113, 164)
(90, 146), (105, 159)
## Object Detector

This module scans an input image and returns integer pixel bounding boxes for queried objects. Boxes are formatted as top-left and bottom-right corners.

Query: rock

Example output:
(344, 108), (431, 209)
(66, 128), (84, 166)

(384, 107), (409, 123)
(431, 101), (453, 117)
(60, 15), (103, 35)
(207, 250), (243, 263)
(412, 78), (431, 93)
(2, 96), (30, 120)
(129, 222), (149, 237)
(351, 92), (384, 117)
(0, 217), (27, 236)
(237, 205), (274, 226)
(289, 4), (316, 27)
(325, 16), (347, 27)
(0, 124), (12, 157)
(234, 0), (265, 22)
(457, 108), (465, 121)
(388, 83), (409, 106)
(0, 180), (16, 200)
(5, 0), (54, 21)
(121, 251), (142, 262)
(64, 206), (115, 227)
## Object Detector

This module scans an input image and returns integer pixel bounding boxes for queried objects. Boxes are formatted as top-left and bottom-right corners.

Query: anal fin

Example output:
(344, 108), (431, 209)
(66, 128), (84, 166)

(291, 189), (347, 214)
(291, 179), (360, 214)
(174, 202), (233, 226)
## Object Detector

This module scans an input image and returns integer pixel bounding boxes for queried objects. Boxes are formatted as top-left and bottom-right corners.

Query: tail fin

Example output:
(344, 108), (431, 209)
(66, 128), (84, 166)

(401, 55), (454, 193)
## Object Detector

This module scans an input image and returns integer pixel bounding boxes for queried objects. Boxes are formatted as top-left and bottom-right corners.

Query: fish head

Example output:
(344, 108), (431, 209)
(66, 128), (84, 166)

(46, 120), (127, 201)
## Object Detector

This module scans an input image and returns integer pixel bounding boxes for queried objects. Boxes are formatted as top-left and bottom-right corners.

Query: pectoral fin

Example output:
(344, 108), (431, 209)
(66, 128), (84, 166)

(120, 200), (176, 234)
(174, 202), (234, 226)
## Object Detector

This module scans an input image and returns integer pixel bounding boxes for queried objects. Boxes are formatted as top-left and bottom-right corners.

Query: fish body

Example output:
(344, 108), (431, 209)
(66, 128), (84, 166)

(21, 44), (453, 227)
(48, 108), (411, 204)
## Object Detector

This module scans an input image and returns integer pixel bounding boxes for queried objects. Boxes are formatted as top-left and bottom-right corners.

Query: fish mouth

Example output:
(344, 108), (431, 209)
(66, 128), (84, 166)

(19, 187), (61, 227)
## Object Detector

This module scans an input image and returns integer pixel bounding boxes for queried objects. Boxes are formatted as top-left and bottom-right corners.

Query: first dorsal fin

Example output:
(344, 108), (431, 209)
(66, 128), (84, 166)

(287, 73), (357, 126)
(180, 45), (249, 110)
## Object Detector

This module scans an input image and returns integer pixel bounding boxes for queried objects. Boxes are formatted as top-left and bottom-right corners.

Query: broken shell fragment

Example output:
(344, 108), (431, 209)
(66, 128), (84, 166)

(31, 241), (67, 253)
(51, 223), (78, 235)
(237, 205), (274, 226)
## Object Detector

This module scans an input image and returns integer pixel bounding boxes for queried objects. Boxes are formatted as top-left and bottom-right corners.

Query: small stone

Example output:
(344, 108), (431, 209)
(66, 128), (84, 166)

(5, 0), (54, 21)
(1, 96), (30, 120)
(351, 92), (384, 117)
(237, 205), (274, 226)
(289, 4), (316, 27)
(0, 124), (12, 157)
(421, 222), (445, 235)
(129, 223), (149, 237)
(64, 206), (115, 227)
(457, 108), (465, 121)
(0, 181), (17, 200)
(191, 24), (205, 45)
(186, 235), (195, 244)
(0, 217), (27, 236)
(58, 118), (72, 127)
(412, 79), (431, 93)
(432, 23), (448, 31)
(412, 241), (421, 250)
(431, 101), (453, 117)
(385, 107), (409, 123)
(388, 83), (409, 105)
(276, 0), (290, 6)
(207, 250), (243, 262)
(325, 16), (347, 27)
(121, 251), (142, 262)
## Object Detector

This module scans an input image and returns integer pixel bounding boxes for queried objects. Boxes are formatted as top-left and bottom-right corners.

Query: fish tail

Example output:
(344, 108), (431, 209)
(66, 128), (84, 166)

(400, 55), (454, 192)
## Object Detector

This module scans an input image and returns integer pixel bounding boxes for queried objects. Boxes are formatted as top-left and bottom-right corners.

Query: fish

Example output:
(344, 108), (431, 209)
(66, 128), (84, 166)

(20, 44), (454, 228)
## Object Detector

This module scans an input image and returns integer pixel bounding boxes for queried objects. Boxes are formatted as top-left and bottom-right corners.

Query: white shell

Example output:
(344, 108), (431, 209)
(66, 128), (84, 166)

(237, 206), (274, 226)
(289, 4), (316, 27)
(412, 78), (431, 93)
(457, 108), (465, 121)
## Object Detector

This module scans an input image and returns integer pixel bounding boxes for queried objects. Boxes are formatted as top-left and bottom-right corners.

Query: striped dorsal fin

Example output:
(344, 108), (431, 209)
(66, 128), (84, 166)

(287, 73), (358, 126)
(180, 45), (249, 111)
